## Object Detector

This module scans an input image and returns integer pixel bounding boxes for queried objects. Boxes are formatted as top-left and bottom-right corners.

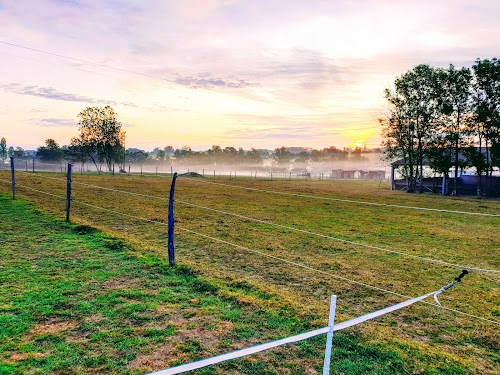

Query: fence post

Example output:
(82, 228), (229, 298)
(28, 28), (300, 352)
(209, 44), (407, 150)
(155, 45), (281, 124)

(168, 172), (178, 266)
(10, 157), (15, 200)
(141, 165), (143, 177)
(66, 164), (72, 222)
(323, 295), (337, 375)
(156, 166), (158, 176)
(203, 168), (204, 178)
(214, 170), (215, 179)
(32, 158), (35, 172)
(113, 163), (115, 176)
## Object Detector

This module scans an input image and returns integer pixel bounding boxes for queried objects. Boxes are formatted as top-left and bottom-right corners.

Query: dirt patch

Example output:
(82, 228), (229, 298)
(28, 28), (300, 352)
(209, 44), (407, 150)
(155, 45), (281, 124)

(32, 320), (77, 335)
(8, 351), (49, 363)
(102, 276), (137, 289)
(128, 343), (176, 373)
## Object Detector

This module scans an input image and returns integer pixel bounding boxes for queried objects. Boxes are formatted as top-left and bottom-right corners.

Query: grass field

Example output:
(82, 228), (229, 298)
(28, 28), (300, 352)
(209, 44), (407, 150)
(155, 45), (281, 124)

(0, 170), (499, 374)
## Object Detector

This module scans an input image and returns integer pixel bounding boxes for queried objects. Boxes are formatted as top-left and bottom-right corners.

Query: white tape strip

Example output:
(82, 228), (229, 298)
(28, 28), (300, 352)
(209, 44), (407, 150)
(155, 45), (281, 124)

(146, 326), (330, 375)
(147, 290), (438, 375)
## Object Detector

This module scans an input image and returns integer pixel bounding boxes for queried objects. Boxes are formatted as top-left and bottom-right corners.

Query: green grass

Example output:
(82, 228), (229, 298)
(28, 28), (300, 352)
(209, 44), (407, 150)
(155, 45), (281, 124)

(0, 194), (457, 375)
(0, 171), (499, 374)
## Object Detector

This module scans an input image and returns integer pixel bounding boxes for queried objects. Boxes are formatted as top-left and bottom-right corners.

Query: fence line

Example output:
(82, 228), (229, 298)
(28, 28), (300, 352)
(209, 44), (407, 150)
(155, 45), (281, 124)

(10, 167), (500, 217)
(12, 171), (498, 273)
(1, 177), (498, 326)
(180, 177), (500, 218)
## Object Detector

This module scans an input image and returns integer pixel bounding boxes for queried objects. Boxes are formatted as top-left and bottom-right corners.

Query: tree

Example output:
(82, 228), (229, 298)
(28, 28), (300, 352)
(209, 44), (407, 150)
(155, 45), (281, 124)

(437, 65), (472, 193)
(156, 149), (166, 161)
(381, 88), (419, 192)
(13, 147), (26, 159)
(394, 65), (441, 192)
(37, 139), (64, 162)
(70, 106), (126, 171)
(472, 58), (500, 194)
(0, 138), (7, 162)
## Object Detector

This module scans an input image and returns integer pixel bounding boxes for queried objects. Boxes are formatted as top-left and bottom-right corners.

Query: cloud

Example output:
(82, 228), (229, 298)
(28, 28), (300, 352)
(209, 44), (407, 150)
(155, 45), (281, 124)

(174, 74), (253, 89)
(0, 83), (116, 105)
(225, 114), (344, 140)
(37, 118), (75, 127)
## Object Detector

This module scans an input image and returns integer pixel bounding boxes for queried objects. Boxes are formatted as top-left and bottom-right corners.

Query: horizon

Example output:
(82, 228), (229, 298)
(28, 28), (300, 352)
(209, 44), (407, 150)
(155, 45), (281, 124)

(1, 1), (500, 150)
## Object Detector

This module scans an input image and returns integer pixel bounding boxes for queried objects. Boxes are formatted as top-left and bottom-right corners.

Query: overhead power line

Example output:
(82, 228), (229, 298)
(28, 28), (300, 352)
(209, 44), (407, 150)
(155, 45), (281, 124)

(0, 40), (325, 113)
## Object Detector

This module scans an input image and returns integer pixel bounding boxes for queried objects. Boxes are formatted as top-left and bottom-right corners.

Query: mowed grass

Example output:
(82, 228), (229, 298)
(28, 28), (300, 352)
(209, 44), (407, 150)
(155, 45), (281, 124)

(0, 170), (499, 373)
(0, 194), (429, 375)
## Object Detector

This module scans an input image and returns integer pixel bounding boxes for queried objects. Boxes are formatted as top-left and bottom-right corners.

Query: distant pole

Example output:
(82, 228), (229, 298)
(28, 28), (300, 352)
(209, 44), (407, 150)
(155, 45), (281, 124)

(141, 165), (143, 177)
(171, 166), (173, 176)
(255, 171), (257, 180)
(156, 166), (158, 176)
(112, 163), (115, 176)
(128, 164), (131, 175)
(323, 295), (337, 375)
(167, 172), (178, 266)
(32, 158), (35, 172)
(66, 164), (72, 222)
(214, 170), (215, 179)
(203, 168), (204, 178)
(10, 157), (15, 200)
(390, 165), (395, 191)
(230, 171), (232, 180)
(25, 160), (27, 171)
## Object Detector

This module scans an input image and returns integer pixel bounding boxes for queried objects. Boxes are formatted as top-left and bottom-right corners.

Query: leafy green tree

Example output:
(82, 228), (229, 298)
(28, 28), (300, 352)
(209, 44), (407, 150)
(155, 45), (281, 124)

(70, 106), (126, 171)
(156, 149), (166, 161)
(437, 65), (472, 193)
(381, 88), (419, 192)
(472, 58), (500, 191)
(0, 138), (7, 162)
(13, 147), (26, 159)
(37, 139), (64, 162)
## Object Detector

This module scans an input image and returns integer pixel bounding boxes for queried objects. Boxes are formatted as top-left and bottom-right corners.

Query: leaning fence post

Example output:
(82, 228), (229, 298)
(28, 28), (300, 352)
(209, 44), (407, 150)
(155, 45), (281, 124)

(323, 295), (337, 375)
(66, 164), (72, 222)
(10, 157), (15, 200)
(168, 172), (178, 266)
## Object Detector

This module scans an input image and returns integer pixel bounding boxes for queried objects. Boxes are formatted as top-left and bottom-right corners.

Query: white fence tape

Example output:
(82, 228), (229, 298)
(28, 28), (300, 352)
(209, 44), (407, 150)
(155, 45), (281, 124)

(147, 289), (439, 375)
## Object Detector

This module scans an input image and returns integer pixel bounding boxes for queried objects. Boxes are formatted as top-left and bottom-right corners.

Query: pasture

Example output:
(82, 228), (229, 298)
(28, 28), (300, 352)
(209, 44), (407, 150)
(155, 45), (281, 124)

(0, 169), (498, 374)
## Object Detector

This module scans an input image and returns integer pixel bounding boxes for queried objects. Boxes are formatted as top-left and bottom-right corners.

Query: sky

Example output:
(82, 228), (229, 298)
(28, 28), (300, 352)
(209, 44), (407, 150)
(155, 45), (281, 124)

(0, 0), (499, 151)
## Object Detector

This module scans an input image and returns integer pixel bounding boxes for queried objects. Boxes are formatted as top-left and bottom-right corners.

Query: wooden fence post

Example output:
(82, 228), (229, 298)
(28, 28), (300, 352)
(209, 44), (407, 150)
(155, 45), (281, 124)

(168, 172), (178, 266)
(10, 157), (15, 200)
(66, 164), (72, 222)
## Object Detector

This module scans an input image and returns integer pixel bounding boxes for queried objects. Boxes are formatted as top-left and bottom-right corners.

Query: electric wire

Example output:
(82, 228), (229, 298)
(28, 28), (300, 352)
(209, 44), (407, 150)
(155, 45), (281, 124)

(178, 177), (500, 217)
(0, 40), (325, 113)
(1, 177), (498, 326)
(11, 171), (500, 273)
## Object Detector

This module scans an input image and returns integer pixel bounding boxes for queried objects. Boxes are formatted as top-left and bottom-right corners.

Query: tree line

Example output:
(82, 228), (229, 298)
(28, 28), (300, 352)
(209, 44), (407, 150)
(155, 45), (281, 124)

(381, 58), (500, 195)
(2, 105), (376, 171)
